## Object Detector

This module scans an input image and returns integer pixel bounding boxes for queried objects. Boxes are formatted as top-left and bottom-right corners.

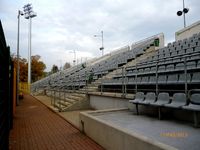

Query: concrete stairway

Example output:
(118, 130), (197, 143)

(46, 91), (89, 112)
(83, 46), (157, 93)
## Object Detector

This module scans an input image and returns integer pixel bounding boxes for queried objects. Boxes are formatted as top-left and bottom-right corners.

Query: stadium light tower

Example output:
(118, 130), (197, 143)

(23, 4), (37, 89)
(177, 0), (189, 28)
(16, 10), (24, 105)
(94, 30), (104, 56)
(73, 50), (76, 66)
(69, 50), (76, 66)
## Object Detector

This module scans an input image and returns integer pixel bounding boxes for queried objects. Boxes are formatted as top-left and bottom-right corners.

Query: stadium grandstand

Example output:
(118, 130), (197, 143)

(1, 15), (200, 149)
(31, 20), (200, 150)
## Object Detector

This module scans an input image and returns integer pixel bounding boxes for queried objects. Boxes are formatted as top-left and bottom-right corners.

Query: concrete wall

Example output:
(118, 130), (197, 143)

(80, 110), (177, 150)
(89, 95), (129, 110)
(175, 20), (200, 41)
(89, 94), (199, 122)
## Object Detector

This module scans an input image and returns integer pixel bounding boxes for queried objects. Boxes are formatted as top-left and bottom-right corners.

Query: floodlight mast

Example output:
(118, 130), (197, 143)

(177, 0), (189, 28)
(16, 10), (24, 105)
(183, 0), (186, 27)
(94, 31), (104, 56)
(23, 3), (37, 91)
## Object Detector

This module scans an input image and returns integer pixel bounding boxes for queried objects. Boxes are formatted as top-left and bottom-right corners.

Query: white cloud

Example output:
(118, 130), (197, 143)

(1, 0), (200, 71)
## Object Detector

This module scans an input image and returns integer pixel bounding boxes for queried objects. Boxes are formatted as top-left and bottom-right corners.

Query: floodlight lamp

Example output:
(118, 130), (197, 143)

(177, 11), (182, 16)
(19, 10), (24, 15)
(183, 8), (189, 13)
(100, 47), (104, 50)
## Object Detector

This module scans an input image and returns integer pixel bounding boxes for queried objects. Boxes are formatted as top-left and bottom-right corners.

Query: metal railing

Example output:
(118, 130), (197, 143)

(100, 51), (200, 98)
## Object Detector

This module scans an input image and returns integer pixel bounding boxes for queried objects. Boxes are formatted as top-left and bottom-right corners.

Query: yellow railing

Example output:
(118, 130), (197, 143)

(19, 82), (30, 94)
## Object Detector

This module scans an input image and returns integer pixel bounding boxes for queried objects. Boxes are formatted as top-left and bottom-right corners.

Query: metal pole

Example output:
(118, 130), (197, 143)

(101, 70), (103, 94)
(156, 60), (158, 95)
(28, 17), (32, 91)
(122, 67), (124, 96)
(16, 10), (21, 105)
(101, 31), (104, 56)
(125, 67), (127, 96)
(183, 0), (186, 28)
(184, 56), (187, 96)
(73, 50), (76, 66)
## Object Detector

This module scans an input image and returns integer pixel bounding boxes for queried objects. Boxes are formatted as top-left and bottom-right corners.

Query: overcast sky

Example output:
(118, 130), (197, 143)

(0, 0), (200, 71)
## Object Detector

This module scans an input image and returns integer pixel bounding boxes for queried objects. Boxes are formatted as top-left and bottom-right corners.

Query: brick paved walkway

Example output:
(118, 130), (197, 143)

(9, 95), (104, 150)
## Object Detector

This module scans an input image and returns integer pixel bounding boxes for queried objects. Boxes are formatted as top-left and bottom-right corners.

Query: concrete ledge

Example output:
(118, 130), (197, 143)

(80, 109), (177, 150)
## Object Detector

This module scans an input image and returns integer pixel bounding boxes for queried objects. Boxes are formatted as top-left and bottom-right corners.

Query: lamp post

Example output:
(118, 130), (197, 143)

(68, 50), (76, 66)
(94, 30), (104, 56)
(73, 50), (76, 66)
(16, 10), (24, 105)
(23, 4), (37, 91)
(23, 4), (37, 90)
(177, 0), (189, 28)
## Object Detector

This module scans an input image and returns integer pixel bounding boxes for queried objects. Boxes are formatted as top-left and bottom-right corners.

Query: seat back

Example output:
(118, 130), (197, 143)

(157, 92), (170, 103)
(135, 92), (144, 101)
(172, 93), (187, 104)
(167, 74), (178, 84)
(145, 92), (156, 102)
(191, 72), (200, 83)
(190, 93), (200, 104)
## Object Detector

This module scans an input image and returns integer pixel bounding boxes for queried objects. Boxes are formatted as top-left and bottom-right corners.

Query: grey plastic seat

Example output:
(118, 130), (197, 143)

(178, 73), (191, 84)
(178, 49), (185, 55)
(128, 77), (135, 84)
(136, 76), (142, 84)
(150, 66), (156, 73)
(186, 48), (193, 54)
(130, 92), (145, 115)
(187, 61), (196, 70)
(194, 46), (200, 52)
(191, 72), (200, 83)
(190, 41), (197, 48)
(182, 93), (200, 127)
(158, 65), (165, 72)
(144, 68), (150, 73)
(164, 93), (187, 108)
(138, 68), (144, 73)
(129, 92), (145, 104)
(166, 64), (174, 71)
(158, 75), (167, 84)
(197, 60), (200, 68)
(139, 92), (156, 105)
(167, 74), (178, 84)
(150, 92), (170, 106)
(165, 52), (170, 58)
(182, 94), (200, 111)
(141, 76), (149, 84)
(171, 51), (177, 57)
(175, 63), (184, 70)
(149, 76), (156, 84)
(159, 54), (164, 59)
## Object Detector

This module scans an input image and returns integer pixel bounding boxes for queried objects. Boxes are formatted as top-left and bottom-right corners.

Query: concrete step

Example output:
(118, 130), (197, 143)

(66, 95), (82, 101)
(71, 93), (86, 98)
(54, 102), (67, 110)
(64, 97), (77, 104)
(57, 101), (71, 107)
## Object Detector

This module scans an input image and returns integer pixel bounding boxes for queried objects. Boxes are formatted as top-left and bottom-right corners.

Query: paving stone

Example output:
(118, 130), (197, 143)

(9, 95), (104, 150)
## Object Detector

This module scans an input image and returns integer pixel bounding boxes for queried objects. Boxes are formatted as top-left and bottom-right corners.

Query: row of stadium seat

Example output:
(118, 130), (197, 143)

(101, 33), (200, 94)
(102, 72), (200, 85)
(129, 92), (200, 127)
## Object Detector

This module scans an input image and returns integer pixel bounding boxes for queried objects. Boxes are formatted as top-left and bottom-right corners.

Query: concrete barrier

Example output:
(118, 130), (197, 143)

(80, 109), (177, 150)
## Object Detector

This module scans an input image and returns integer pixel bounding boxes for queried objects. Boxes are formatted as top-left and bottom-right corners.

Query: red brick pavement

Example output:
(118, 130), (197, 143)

(9, 95), (104, 150)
